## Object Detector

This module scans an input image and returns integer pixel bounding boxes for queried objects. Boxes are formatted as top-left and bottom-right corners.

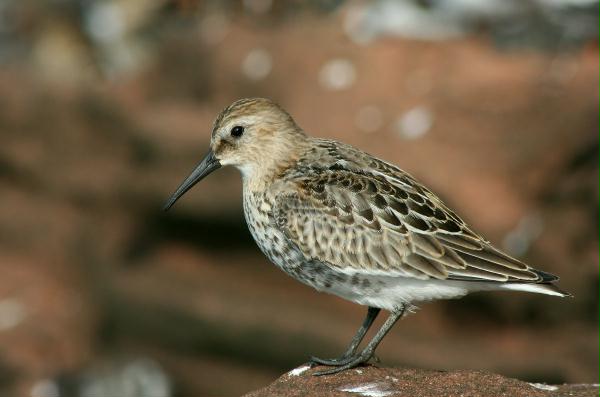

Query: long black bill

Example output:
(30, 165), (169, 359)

(163, 149), (221, 211)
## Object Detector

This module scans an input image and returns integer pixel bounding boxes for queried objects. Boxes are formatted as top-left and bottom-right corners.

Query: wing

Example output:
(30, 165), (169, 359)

(274, 163), (546, 283)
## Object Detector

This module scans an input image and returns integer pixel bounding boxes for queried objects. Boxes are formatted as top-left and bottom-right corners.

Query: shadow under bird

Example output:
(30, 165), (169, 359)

(164, 98), (570, 376)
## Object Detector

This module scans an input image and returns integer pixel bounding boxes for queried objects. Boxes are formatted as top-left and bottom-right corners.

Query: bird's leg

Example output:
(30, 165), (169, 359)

(313, 305), (405, 376)
(309, 307), (380, 367)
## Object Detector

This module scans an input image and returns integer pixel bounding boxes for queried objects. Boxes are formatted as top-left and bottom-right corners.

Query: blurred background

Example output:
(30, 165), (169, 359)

(0, 0), (598, 396)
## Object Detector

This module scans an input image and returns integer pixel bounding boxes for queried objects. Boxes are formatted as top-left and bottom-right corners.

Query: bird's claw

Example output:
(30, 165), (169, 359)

(311, 352), (373, 376)
(309, 355), (354, 367)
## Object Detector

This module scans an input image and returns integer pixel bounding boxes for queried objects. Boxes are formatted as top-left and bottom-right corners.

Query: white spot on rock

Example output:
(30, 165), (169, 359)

(340, 382), (396, 397)
(319, 59), (356, 91)
(288, 365), (310, 377)
(529, 383), (559, 391)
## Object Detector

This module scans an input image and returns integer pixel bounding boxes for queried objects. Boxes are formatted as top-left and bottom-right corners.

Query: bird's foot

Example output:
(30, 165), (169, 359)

(308, 354), (354, 367)
(311, 350), (374, 376)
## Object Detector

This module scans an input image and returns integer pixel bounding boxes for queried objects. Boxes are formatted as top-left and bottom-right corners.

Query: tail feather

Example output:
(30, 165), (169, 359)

(501, 282), (572, 297)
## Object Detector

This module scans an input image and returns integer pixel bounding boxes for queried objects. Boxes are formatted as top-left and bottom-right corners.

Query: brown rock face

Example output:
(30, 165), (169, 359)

(244, 365), (599, 397)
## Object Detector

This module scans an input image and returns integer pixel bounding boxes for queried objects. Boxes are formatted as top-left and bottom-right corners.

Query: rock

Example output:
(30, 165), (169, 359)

(244, 365), (599, 397)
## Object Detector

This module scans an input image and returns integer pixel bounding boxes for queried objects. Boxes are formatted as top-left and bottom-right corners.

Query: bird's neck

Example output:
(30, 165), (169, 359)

(240, 135), (310, 192)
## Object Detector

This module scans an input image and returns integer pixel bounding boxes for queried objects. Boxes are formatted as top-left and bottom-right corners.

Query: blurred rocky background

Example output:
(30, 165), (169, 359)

(0, 0), (598, 396)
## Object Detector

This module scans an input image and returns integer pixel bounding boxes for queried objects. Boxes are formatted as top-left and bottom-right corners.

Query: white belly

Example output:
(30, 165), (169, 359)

(325, 275), (471, 311)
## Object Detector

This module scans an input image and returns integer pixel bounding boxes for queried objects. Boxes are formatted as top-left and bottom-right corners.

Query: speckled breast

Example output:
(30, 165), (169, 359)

(241, 189), (345, 291)
(242, 190), (303, 271)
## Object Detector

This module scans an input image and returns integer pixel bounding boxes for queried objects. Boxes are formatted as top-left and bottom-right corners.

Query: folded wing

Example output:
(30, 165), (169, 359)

(274, 164), (548, 284)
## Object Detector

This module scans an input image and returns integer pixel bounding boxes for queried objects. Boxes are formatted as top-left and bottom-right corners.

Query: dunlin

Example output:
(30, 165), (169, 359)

(164, 98), (569, 376)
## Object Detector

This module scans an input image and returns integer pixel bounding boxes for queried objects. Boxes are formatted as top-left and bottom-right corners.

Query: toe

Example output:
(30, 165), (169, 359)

(309, 355), (354, 367)
(312, 356), (371, 376)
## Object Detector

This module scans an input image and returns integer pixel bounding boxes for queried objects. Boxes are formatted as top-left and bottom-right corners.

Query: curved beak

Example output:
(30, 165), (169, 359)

(163, 149), (221, 211)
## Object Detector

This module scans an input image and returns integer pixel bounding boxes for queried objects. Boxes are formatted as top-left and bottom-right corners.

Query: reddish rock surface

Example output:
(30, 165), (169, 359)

(245, 365), (599, 397)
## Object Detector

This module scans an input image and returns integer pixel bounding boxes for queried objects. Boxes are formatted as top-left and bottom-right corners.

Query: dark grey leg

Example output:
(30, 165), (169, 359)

(310, 306), (381, 366)
(313, 305), (405, 376)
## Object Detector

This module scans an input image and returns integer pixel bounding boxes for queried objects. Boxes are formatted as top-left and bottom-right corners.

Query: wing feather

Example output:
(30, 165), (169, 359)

(274, 146), (552, 285)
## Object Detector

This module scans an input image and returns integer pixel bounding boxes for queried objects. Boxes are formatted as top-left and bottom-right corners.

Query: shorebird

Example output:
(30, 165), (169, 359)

(164, 98), (570, 376)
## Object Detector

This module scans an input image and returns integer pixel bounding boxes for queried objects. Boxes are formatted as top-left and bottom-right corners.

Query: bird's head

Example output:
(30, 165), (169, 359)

(164, 98), (307, 210)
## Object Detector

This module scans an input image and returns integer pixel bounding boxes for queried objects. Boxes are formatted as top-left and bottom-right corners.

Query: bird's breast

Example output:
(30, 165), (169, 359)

(241, 189), (382, 299)
(242, 190), (303, 271)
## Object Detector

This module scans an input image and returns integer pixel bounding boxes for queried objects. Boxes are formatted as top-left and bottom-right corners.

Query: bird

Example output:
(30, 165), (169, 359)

(163, 97), (570, 376)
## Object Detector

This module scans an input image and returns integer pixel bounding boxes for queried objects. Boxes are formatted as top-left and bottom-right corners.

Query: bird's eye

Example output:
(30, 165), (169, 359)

(230, 126), (244, 137)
